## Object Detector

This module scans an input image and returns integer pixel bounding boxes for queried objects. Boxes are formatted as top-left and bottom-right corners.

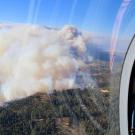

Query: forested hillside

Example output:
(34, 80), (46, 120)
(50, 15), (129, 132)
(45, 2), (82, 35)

(0, 88), (110, 135)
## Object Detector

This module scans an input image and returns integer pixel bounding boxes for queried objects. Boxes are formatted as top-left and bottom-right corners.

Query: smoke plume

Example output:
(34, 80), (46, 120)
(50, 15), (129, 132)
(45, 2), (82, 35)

(0, 24), (93, 102)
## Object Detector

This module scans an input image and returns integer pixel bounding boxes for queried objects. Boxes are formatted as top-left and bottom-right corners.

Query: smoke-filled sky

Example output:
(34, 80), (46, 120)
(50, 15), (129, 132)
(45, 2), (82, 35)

(0, 0), (135, 102)
(0, 24), (94, 102)
(0, 0), (135, 36)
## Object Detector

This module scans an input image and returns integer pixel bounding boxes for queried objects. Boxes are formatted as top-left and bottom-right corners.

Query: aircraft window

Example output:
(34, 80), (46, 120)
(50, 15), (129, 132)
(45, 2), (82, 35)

(129, 62), (135, 135)
(0, 0), (135, 135)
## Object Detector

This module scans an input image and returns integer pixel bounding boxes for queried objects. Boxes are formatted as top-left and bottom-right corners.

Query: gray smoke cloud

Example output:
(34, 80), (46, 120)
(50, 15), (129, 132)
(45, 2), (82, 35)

(0, 24), (93, 102)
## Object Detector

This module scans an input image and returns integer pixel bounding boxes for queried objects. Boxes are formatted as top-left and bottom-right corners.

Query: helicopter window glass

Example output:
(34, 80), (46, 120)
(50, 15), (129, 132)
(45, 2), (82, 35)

(0, 0), (135, 135)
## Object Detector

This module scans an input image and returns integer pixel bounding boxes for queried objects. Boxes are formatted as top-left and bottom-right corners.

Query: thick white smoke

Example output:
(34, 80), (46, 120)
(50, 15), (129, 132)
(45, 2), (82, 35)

(0, 24), (92, 102)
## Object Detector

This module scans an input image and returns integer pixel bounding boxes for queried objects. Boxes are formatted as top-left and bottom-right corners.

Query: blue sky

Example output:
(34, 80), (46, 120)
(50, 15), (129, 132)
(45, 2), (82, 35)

(0, 0), (135, 36)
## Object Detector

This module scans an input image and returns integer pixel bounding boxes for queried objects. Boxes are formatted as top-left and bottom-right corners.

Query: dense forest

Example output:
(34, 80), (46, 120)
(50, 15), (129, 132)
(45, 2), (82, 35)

(0, 87), (110, 135)
(0, 60), (120, 135)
